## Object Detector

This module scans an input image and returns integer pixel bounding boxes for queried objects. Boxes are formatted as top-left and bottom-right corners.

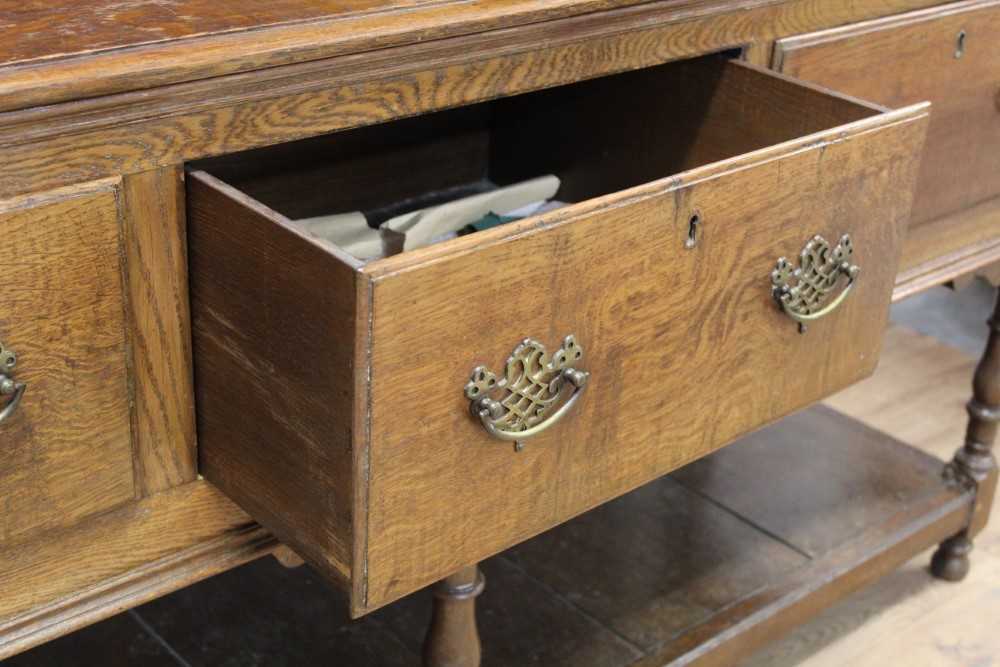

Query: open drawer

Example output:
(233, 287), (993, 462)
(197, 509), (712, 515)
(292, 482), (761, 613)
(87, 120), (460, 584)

(187, 55), (929, 616)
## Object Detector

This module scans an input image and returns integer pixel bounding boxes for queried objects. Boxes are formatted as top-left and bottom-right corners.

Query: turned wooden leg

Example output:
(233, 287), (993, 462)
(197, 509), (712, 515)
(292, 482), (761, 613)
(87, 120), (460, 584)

(932, 288), (1000, 581)
(422, 565), (485, 667)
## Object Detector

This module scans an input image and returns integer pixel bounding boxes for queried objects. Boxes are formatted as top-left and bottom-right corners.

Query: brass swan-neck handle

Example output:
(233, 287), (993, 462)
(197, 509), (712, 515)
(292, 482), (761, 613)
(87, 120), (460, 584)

(465, 336), (589, 452)
(771, 234), (860, 333)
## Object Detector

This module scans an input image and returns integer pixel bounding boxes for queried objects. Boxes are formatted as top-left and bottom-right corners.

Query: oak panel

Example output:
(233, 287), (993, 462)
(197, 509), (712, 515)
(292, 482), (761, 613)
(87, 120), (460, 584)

(0, 184), (135, 546)
(121, 167), (198, 495)
(672, 406), (957, 557)
(775, 0), (1000, 229)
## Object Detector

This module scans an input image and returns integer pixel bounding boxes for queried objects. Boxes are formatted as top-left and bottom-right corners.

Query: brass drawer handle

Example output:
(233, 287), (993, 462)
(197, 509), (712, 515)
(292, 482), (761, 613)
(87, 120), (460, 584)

(771, 234), (860, 333)
(465, 336), (589, 451)
(0, 341), (25, 425)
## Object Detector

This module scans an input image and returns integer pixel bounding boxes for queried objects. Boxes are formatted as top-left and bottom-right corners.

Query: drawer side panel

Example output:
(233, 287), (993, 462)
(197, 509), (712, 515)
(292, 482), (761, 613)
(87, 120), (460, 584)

(187, 172), (356, 584)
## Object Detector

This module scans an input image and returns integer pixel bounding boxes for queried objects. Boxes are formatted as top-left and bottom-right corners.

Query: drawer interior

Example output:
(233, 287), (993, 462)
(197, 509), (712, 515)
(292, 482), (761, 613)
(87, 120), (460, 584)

(193, 54), (882, 261)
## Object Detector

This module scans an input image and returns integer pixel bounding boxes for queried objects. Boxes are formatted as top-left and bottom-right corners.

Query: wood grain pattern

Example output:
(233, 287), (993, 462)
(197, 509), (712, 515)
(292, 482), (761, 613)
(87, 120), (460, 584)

(0, 481), (274, 660)
(0, 182), (135, 546)
(2, 0), (439, 67)
(356, 64), (928, 612)
(121, 167), (197, 495)
(775, 0), (1000, 229)
(0, 0), (944, 113)
(187, 171), (359, 588)
(0, 0), (945, 200)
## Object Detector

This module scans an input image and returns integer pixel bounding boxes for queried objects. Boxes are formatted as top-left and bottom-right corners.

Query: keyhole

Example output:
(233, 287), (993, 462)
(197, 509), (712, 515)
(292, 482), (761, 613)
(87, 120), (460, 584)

(685, 213), (701, 249)
(955, 30), (967, 59)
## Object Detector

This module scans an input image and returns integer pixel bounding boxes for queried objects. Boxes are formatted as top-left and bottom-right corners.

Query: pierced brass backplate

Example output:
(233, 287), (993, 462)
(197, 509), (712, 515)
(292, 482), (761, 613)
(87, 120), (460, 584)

(771, 234), (860, 333)
(0, 340), (26, 424)
(465, 336), (589, 450)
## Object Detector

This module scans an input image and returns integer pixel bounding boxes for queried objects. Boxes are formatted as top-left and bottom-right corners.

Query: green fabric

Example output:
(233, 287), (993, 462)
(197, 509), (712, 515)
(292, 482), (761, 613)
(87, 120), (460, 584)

(458, 212), (521, 236)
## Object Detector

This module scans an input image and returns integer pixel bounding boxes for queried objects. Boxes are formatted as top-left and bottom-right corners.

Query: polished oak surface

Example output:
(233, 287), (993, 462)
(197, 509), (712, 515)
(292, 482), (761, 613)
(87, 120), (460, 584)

(0, 183), (134, 546)
(0, 0), (646, 69)
(4, 0), (440, 68)
(362, 87), (925, 612)
(0, 0), (946, 112)
(777, 0), (1000, 229)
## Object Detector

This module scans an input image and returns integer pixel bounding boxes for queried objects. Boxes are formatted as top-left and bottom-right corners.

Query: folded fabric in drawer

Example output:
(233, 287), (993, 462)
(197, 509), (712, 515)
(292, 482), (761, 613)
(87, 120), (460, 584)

(292, 175), (561, 259)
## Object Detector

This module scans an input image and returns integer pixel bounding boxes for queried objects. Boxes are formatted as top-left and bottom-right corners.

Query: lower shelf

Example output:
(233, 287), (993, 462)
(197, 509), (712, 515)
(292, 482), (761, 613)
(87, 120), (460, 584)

(632, 405), (971, 666)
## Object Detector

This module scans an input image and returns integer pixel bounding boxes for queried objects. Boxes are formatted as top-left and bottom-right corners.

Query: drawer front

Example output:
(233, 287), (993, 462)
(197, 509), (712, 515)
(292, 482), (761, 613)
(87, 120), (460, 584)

(0, 186), (135, 545)
(775, 1), (1000, 229)
(360, 106), (928, 608)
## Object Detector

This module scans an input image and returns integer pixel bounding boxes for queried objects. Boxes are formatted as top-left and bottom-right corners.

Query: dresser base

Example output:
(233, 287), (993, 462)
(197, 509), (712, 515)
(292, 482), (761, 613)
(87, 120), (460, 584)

(895, 196), (1000, 300)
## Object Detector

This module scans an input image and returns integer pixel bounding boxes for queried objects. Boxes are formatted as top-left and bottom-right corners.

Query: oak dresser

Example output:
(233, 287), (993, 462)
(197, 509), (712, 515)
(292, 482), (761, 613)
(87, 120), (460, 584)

(1, 1), (998, 665)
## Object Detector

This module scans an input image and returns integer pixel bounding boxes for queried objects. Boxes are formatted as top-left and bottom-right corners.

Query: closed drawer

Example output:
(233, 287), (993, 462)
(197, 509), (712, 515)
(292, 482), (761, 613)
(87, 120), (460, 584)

(775, 1), (1000, 232)
(0, 185), (135, 545)
(187, 56), (929, 615)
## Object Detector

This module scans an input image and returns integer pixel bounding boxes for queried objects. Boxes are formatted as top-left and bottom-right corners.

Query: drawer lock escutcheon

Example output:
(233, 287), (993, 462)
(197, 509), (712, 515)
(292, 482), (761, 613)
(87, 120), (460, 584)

(771, 234), (860, 334)
(465, 336), (589, 451)
(0, 340), (26, 425)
